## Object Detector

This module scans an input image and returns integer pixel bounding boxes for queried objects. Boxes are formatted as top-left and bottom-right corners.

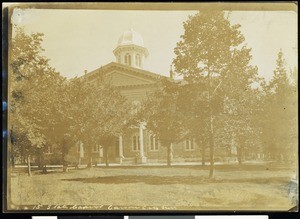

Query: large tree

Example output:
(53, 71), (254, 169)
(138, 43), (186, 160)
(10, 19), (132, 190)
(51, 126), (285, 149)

(261, 50), (297, 162)
(173, 11), (258, 177)
(176, 82), (210, 166)
(45, 79), (75, 172)
(140, 78), (186, 166)
(10, 27), (65, 175)
(68, 75), (132, 167)
(214, 44), (260, 165)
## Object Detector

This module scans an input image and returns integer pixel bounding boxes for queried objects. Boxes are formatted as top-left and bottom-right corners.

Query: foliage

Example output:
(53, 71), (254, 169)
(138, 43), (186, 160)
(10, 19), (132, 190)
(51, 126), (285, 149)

(140, 78), (186, 165)
(10, 27), (65, 172)
(68, 75), (132, 167)
(10, 27), (134, 170)
(173, 10), (259, 175)
(261, 50), (297, 161)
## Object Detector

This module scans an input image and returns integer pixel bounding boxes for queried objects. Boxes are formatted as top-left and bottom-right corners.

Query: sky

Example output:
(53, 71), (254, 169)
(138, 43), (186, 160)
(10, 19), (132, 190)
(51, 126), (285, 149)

(10, 8), (297, 81)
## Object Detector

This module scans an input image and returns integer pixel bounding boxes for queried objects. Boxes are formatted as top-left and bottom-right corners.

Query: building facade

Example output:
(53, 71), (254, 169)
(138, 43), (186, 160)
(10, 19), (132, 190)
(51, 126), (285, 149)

(63, 29), (209, 165)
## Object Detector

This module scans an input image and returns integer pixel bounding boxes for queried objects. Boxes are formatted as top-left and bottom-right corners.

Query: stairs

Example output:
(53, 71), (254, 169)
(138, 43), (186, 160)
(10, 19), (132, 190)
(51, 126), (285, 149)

(121, 157), (136, 165)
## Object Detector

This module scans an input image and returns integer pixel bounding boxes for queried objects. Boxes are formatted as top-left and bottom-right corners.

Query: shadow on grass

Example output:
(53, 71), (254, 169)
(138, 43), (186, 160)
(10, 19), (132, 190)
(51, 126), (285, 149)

(187, 164), (294, 171)
(61, 175), (289, 185)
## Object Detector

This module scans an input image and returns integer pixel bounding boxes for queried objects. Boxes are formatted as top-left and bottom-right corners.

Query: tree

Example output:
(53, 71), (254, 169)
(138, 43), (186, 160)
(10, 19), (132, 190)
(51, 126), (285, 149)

(140, 78), (186, 166)
(68, 75), (132, 167)
(44, 79), (77, 172)
(215, 45), (260, 165)
(176, 82), (210, 166)
(261, 50), (297, 162)
(173, 11), (257, 177)
(10, 26), (65, 175)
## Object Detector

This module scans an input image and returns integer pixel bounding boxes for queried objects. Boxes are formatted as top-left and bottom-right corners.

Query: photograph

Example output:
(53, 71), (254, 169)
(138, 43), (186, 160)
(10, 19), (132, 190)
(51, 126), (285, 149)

(3, 2), (298, 212)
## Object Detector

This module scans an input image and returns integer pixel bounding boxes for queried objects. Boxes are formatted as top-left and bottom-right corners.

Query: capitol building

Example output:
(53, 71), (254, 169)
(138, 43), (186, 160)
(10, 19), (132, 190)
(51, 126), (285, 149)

(65, 29), (209, 165)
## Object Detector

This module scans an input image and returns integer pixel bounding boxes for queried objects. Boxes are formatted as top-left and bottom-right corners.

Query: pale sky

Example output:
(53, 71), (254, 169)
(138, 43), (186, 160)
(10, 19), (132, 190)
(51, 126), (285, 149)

(11, 8), (297, 81)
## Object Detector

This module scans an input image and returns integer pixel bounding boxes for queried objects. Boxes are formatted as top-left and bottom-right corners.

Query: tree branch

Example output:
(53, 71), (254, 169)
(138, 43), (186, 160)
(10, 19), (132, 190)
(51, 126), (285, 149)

(212, 80), (223, 97)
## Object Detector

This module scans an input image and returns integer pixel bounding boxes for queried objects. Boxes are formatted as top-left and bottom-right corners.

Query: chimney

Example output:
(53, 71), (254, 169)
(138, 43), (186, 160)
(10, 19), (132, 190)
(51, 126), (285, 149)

(84, 70), (87, 74)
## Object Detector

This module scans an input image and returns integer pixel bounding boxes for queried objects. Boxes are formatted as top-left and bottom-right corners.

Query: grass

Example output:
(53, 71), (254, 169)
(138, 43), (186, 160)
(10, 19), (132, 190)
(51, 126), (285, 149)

(8, 163), (297, 211)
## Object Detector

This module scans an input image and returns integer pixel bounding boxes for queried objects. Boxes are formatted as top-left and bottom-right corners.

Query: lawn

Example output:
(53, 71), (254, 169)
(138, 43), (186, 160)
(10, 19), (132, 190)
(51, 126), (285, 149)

(8, 163), (297, 211)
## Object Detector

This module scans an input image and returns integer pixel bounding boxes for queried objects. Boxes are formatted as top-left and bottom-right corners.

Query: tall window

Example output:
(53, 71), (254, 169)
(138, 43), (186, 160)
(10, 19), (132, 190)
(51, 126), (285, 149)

(135, 54), (141, 67)
(149, 135), (159, 151)
(77, 142), (84, 155)
(132, 100), (141, 114)
(185, 139), (195, 151)
(93, 144), (101, 152)
(47, 145), (54, 154)
(125, 53), (131, 66)
(132, 135), (140, 151)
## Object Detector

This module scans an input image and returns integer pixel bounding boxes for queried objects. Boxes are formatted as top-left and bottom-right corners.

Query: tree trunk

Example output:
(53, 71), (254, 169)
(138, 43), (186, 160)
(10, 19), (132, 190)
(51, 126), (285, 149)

(61, 143), (68, 172)
(237, 146), (243, 165)
(62, 153), (68, 172)
(11, 153), (15, 169)
(202, 145), (206, 166)
(208, 126), (214, 178)
(63, 164), (68, 172)
(37, 148), (43, 169)
(208, 95), (215, 178)
(39, 150), (47, 173)
(42, 164), (47, 173)
(87, 156), (93, 168)
(10, 145), (15, 169)
(21, 146), (26, 164)
(207, 69), (215, 179)
(167, 142), (172, 166)
(85, 142), (93, 168)
(27, 155), (31, 176)
(104, 146), (109, 167)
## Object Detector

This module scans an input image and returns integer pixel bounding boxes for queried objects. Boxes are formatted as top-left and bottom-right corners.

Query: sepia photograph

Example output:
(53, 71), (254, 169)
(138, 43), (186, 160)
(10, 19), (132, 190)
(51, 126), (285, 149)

(3, 2), (298, 212)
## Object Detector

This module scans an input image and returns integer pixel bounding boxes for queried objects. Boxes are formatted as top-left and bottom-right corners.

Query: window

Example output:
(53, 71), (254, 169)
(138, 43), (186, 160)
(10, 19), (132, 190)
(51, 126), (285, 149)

(47, 145), (54, 154)
(125, 53), (131, 66)
(185, 139), (195, 151)
(132, 100), (141, 114)
(77, 143), (80, 153)
(77, 142), (84, 155)
(93, 144), (101, 152)
(149, 135), (159, 151)
(132, 135), (140, 151)
(135, 54), (141, 67)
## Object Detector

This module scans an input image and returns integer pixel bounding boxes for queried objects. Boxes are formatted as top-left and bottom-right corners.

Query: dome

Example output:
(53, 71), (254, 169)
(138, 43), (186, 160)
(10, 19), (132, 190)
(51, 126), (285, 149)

(117, 29), (144, 47)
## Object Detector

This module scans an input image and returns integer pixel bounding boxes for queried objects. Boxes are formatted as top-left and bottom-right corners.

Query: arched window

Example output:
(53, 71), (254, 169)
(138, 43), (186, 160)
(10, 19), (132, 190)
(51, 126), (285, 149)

(135, 54), (141, 67)
(125, 53), (131, 66)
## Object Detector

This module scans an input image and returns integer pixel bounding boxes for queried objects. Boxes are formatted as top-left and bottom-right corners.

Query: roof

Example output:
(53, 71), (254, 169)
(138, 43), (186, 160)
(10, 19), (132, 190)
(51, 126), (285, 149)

(117, 29), (144, 47)
(80, 62), (170, 86)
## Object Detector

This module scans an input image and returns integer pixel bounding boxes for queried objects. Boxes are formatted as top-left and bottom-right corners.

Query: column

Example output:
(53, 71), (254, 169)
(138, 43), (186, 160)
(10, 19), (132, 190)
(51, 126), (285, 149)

(139, 123), (144, 157)
(119, 135), (124, 164)
(138, 123), (147, 163)
(79, 141), (84, 166)
(170, 143), (173, 160)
